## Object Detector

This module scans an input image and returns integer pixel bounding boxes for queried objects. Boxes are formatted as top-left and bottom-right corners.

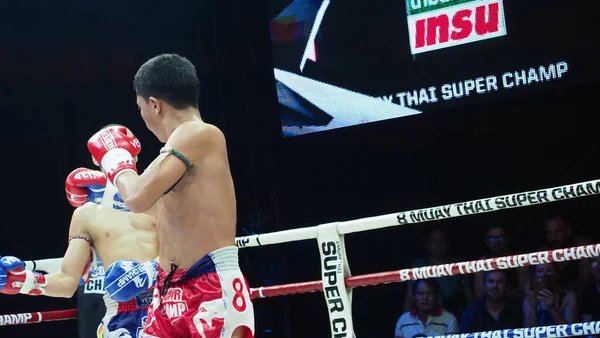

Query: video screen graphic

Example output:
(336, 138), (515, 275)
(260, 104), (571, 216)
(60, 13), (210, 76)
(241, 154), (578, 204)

(269, 0), (599, 137)
(406, 0), (507, 55)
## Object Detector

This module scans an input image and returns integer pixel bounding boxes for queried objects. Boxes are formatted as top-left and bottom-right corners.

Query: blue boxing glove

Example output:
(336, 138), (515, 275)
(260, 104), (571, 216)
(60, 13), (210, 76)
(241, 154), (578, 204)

(104, 260), (158, 302)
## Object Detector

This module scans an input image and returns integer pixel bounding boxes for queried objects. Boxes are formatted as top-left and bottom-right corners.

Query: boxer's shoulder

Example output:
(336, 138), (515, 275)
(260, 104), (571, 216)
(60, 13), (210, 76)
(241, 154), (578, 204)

(73, 202), (99, 223)
(69, 202), (96, 239)
(170, 121), (224, 146)
(164, 121), (225, 170)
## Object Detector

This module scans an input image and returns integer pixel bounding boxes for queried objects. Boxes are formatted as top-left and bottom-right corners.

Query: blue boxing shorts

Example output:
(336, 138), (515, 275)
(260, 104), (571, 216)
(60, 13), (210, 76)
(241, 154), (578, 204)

(99, 288), (152, 338)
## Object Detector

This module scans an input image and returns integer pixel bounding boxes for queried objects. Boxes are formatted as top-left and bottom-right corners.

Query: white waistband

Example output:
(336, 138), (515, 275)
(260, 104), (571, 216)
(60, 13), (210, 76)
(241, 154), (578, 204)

(208, 245), (240, 272)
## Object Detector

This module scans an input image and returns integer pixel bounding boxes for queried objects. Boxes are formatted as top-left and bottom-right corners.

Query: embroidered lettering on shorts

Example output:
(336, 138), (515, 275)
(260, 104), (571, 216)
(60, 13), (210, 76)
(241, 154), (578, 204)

(135, 290), (154, 308)
(161, 287), (188, 319)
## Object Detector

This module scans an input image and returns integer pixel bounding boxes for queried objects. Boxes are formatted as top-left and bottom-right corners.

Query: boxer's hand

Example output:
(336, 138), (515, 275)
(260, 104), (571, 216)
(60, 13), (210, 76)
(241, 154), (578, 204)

(0, 256), (47, 296)
(104, 260), (158, 302)
(87, 126), (141, 184)
(65, 168), (107, 207)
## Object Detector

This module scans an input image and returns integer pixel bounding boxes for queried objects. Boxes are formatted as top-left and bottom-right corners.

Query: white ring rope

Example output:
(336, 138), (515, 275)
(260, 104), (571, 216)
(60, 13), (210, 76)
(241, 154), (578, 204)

(431, 322), (600, 338)
(24, 258), (62, 274)
(235, 179), (600, 248)
(24, 179), (600, 272)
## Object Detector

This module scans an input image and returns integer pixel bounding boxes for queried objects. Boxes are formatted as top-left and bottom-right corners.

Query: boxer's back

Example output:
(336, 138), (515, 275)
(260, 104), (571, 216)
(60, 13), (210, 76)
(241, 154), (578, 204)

(157, 122), (237, 270)
(81, 203), (158, 270)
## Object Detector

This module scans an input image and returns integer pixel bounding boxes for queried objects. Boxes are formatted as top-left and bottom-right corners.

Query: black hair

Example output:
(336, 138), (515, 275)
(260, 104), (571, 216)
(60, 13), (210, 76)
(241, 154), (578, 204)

(133, 54), (200, 110)
(485, 224), (506, 234)
(412, 279), (438, 295)
(424, 226), (446, 240)
(483, 269), (508, 282)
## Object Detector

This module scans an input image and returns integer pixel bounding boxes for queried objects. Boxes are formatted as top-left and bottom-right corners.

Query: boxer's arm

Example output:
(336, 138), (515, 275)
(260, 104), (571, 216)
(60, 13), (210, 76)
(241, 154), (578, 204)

(116, 122), (219, 213)
(43, 205), (93, 298)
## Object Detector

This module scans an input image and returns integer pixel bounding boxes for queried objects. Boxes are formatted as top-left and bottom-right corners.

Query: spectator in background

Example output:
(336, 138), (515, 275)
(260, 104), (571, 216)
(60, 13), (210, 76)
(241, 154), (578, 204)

(403, 228), (474, 318)
(580, 258), (600, 324)
(395, 279), (458, 338)
(544, 216), (592, 293)
(523, 263), (578, 327)
(474, 226), (529, 299)
(461, 270), (522, 333)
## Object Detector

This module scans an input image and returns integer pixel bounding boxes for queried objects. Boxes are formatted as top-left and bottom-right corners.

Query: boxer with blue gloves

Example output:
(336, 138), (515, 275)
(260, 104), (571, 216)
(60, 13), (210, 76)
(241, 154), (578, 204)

(0, 127), (159, 338)
(0, 168), (105, 298)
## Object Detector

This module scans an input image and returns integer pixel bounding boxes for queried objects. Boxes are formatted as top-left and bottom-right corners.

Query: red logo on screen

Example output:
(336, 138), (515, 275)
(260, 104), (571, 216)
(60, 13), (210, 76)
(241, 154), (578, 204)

(407, 0), (507, 54)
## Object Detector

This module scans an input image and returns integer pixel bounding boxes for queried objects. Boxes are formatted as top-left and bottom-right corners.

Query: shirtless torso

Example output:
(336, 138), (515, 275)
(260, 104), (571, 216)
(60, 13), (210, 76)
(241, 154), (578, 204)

(71, 200), (160, 338)
(92, 54), (254, 337)
(105, 119), (253, 338)
(156, 122), (236, 270)
(79, 203), (158, 268)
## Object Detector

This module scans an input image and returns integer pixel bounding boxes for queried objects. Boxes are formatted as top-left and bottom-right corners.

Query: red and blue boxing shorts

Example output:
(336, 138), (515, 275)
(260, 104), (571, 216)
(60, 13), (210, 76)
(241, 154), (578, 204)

(100, 288), (152, 337)
(142, 246), (254, 338)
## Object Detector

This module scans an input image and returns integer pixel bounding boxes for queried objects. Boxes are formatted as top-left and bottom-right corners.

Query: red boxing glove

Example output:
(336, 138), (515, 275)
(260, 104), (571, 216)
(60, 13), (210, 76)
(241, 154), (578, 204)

(87, 125), (142, 184)
(0, 256), (47, 296)
(65, 168), (107, 207)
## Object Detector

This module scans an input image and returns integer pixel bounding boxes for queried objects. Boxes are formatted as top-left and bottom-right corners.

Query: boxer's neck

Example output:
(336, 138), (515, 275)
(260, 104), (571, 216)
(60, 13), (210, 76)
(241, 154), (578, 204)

(161, 107), (202, 139)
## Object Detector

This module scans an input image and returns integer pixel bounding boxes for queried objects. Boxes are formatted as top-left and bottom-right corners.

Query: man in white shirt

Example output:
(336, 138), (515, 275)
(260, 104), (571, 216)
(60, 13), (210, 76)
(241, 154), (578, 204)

(395, 279), (458, 338)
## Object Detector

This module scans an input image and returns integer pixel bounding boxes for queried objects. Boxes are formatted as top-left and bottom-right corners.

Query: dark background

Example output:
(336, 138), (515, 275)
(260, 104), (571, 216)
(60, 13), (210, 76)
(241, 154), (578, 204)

(0, 0), (598, 338)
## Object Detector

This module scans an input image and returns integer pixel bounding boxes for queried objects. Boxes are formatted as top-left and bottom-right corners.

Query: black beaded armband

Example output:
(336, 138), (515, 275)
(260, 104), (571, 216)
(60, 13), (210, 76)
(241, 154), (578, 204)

(160, 146), (193, 195)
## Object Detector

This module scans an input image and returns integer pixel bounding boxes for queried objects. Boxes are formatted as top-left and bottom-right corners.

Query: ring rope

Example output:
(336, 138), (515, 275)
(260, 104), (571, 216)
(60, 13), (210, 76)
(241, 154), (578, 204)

(0, 309), (77, 326)
(7, 243), (597, 325)
(26, 179), (600, 273)
(431, 322), (600, 338)
(235, 179), (600, 248)
(250, 243), (600, 298)
(24, 258), (62, 274)
(9, 179), (600, 331)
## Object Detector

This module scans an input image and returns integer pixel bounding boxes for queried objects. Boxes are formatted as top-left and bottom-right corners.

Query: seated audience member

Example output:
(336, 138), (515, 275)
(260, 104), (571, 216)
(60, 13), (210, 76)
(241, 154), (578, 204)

(461, 270), (522, 333)
(474, 226), (529, 299)
(395, 279), (458, 338)
(404, 228), (473, 318)
(523, 263), (578, 327)
(543, 216), (592, 293)
(580, 258), (600, 323)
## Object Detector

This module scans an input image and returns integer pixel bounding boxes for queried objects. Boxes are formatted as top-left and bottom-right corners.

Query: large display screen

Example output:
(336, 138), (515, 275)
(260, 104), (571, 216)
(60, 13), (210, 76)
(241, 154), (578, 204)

(269, 0), (599, 137)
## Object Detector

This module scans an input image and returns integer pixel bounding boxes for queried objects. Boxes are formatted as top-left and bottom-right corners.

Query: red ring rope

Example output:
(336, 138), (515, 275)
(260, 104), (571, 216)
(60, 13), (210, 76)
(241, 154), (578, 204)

(2, 243), (598, 326)
(250, 243), (600, 298)
(0, 309), (77, 326)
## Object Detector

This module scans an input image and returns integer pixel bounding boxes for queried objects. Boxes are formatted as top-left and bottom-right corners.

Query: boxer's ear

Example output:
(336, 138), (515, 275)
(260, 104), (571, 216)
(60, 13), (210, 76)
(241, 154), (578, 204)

(149, 96), (161, 116)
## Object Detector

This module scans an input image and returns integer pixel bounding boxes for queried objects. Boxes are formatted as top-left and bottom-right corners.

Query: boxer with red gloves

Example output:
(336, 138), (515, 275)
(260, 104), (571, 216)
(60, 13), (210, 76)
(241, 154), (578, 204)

(93, 54), (254, 338)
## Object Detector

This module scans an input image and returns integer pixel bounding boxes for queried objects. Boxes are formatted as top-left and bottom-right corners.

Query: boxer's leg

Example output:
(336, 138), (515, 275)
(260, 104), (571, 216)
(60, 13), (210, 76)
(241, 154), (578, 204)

(187, 246), (254, 338)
